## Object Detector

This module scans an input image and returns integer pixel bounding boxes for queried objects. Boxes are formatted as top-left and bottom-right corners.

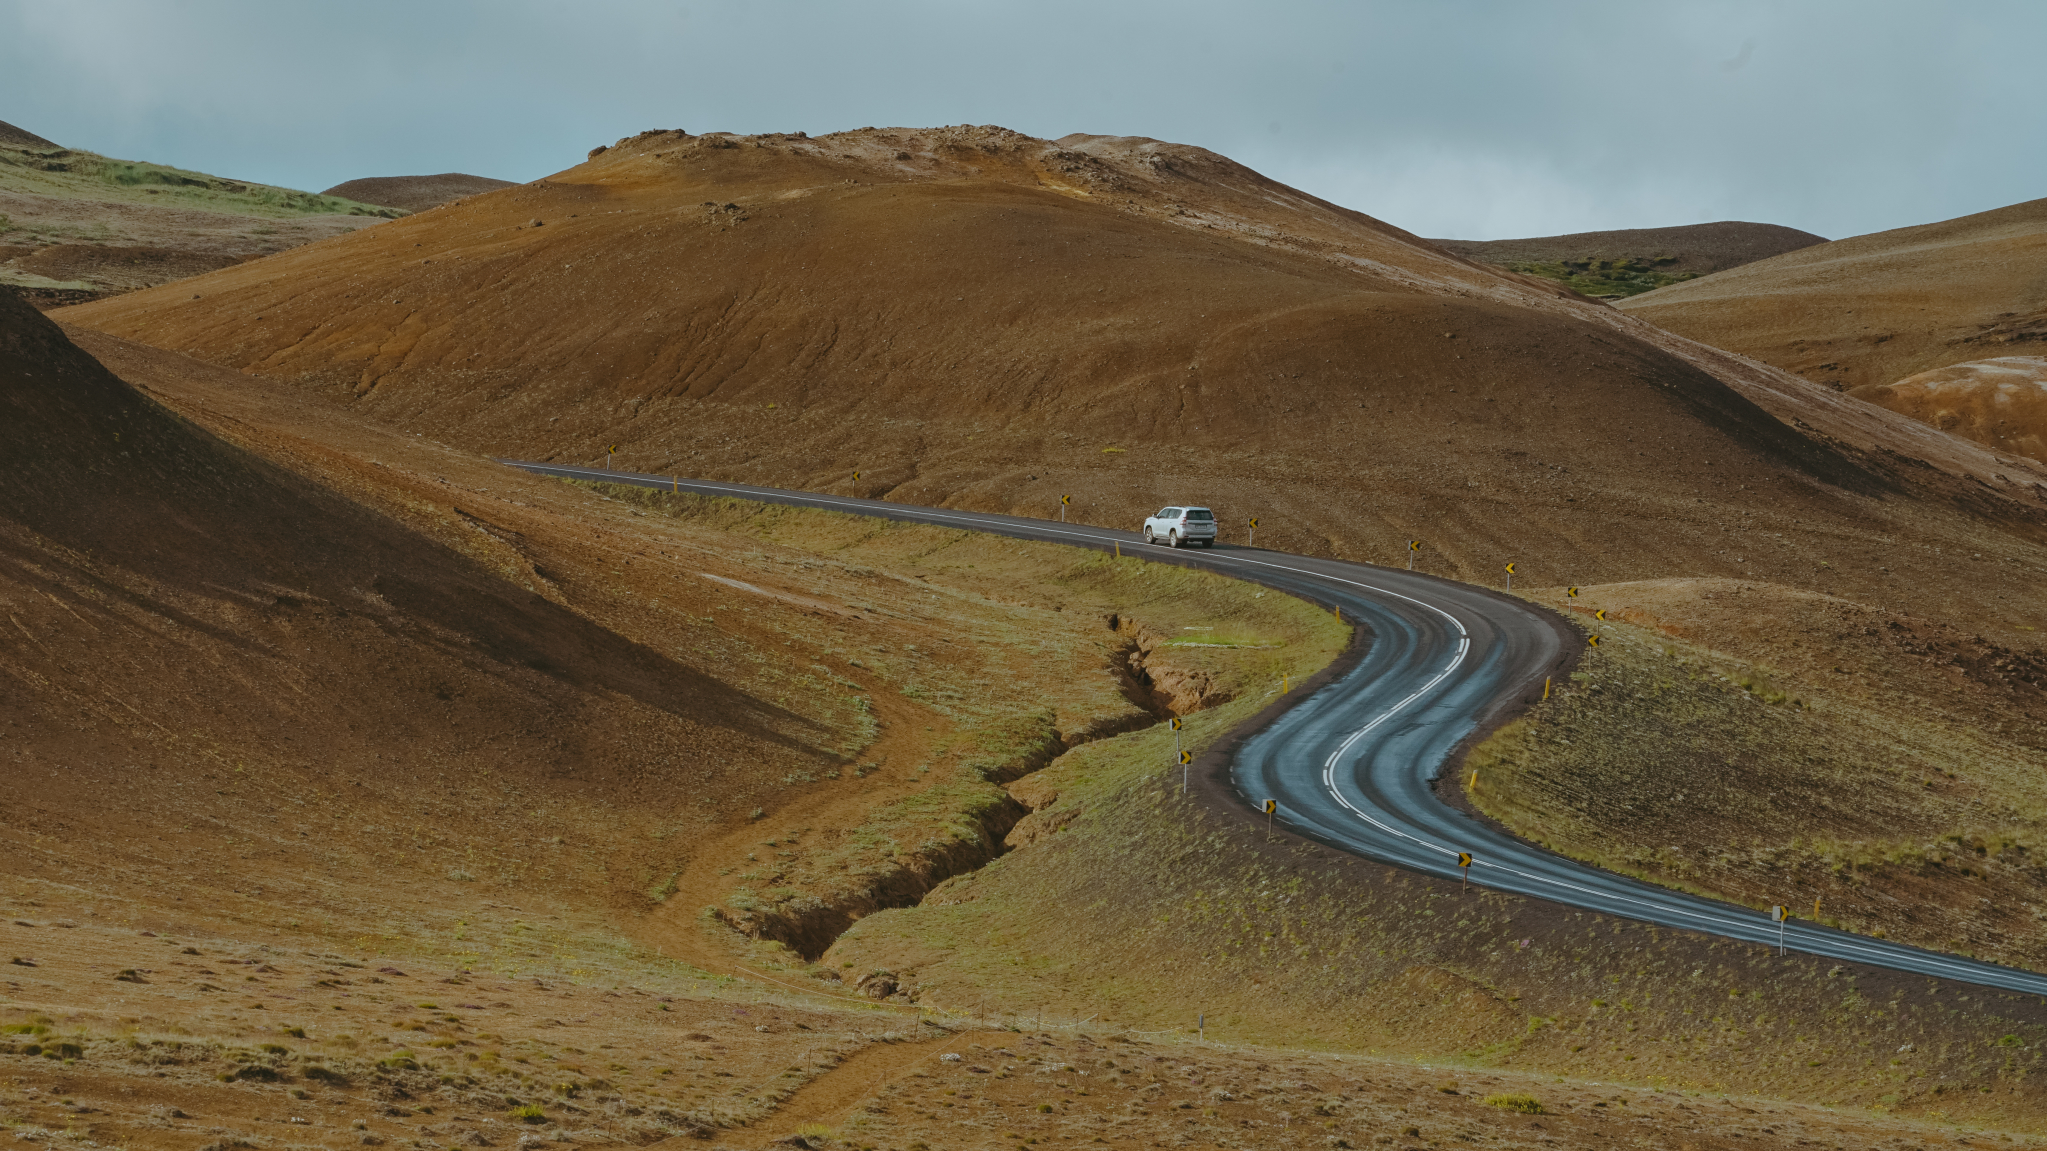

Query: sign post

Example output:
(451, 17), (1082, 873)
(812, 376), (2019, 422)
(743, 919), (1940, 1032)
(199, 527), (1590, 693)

(1263, 799), (1276, 836)
(1170, 717), (1183, 784)
(1408, 540), (1420, 571)
(607, 444), (618, 471)
(1772, 905), (1789, 955)
(1248, 517), (1258, 548)
(1458, 851), (1473, 889)
(1060, 494), (1070, 523)
(1504, 562), (1517, 592)
(1179, 749), (1193, 795)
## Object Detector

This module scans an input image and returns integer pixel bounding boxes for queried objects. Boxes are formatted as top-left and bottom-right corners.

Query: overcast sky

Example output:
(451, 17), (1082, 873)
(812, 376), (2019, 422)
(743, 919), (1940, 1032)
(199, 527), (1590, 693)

(3, 0), (2041, 241)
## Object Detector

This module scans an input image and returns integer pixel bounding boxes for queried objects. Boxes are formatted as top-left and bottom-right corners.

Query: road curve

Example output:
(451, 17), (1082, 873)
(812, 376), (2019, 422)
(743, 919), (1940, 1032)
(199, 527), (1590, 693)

(503, 460), (2047, 995)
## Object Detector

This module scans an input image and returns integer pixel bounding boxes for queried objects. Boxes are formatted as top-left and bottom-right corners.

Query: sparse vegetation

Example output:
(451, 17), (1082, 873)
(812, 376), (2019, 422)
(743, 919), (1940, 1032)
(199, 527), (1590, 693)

(1466, 583), (2047, 970)
(1503, 256), (1699, 298)
(0, 144), (402, 219)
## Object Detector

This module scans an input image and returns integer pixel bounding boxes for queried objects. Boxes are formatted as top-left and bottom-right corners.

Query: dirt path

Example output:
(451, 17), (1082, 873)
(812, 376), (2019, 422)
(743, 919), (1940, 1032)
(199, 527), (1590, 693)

(739, 1029), (1005, 1142)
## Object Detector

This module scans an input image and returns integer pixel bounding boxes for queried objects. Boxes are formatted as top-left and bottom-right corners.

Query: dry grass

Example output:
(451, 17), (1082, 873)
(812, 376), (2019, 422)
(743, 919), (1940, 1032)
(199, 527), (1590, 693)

(1466, 579), (2047, 970)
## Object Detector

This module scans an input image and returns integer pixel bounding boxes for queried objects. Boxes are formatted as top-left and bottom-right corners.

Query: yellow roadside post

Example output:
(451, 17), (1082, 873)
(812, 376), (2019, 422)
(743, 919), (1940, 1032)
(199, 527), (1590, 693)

(1060, 494), (1070, 523)
(1504, 561), (1517, 592)
(1458, 852), (1473, 889)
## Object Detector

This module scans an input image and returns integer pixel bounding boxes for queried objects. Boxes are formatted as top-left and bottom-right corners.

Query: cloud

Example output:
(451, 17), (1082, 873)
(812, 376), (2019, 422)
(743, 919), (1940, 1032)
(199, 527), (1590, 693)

(1, 0), (2041, 240)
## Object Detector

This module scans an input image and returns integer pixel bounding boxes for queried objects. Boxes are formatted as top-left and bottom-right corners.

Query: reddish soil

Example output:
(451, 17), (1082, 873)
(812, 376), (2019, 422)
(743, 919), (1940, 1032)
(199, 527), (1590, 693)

(1850, 356), (2047, 464)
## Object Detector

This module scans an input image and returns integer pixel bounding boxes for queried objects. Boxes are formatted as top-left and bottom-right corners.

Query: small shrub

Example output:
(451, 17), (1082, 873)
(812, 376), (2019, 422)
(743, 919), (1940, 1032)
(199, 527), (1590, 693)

(45, 1042), (84, 1060)
(1483, 1093), (1545, 1114)
(303, 1065), (349, 1085)
(509, 1104), (547, 1124)
(378, 1053), (420, 1071)
(230, 1064), (280, 1082)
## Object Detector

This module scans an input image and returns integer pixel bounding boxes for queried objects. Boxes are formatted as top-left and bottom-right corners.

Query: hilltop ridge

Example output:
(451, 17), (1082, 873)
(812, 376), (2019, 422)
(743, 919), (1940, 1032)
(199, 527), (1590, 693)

(1621, 196), (2047, 392)
(56, 124), (2047, 641)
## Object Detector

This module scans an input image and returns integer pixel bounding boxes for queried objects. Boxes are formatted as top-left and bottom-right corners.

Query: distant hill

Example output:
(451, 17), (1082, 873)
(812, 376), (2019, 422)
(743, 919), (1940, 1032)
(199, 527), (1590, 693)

(1, 133), (400, 305)
(0, 118), (59, 150)
(1620, 198), (2047, 393)
(61, 123), (2046, 607)
(1432, 221), (1828, 300)
(321, 172), (516, 213)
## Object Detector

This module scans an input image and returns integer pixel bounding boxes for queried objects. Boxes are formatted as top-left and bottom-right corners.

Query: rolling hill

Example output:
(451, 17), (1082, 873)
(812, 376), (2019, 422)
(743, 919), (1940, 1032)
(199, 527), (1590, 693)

(1431, 220), (1827, 298)
(0, 121), (399, 305)
(322, 172), (517, 213)
(1621, 196), (2047, 393)
(55, 126), (2047, 647)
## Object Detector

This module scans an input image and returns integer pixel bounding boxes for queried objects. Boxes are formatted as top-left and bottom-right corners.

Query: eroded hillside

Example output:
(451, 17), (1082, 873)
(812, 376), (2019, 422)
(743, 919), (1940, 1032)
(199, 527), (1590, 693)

(54, 126), (2047, 650)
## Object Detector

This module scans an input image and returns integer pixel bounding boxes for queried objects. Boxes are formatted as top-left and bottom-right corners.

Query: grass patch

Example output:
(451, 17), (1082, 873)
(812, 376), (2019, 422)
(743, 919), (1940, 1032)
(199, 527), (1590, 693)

(0, 144), (402, 220)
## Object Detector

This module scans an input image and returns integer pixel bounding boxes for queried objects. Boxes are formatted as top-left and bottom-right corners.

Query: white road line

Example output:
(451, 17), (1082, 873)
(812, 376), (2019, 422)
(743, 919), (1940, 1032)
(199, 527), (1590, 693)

(511, 463), (2047, 991)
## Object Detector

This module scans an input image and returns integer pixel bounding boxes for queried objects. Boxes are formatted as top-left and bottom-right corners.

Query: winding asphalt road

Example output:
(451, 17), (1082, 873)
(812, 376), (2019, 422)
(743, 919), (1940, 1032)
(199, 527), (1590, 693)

(503, 460), (2047, 995)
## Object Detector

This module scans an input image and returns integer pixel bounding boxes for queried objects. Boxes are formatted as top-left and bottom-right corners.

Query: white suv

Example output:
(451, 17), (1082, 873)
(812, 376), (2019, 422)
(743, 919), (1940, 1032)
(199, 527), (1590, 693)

(1143, 506), (1217, 548)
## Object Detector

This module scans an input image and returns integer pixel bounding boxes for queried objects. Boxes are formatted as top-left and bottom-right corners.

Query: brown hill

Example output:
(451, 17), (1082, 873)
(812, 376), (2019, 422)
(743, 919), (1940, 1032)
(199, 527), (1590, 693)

(0, 285), (858, 963)
(0, 117), (58, 150)
(1848, 355), (2047, 462)
(54, 125), (2047, 641)
(1432, 219), (1827, 276)
(321, 171), (517, 213)
(1621, 197), (2047, 392)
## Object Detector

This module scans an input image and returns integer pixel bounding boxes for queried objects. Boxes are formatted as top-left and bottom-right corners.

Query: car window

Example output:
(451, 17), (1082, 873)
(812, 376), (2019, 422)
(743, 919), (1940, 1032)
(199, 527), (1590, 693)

(1186, 509), (1213, 521)
(1162, 508), (1180, 518)
(1154, 508), (1171, 519)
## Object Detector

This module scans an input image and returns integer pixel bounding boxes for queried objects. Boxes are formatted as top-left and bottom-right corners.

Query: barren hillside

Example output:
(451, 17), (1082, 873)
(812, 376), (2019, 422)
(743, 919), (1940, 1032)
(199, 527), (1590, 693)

(16, 242), (2047, 1138)
(1849, 355), (2047, 464)
(1621, 197), (2047, 392)
(56, 126), (2047, 648)
(322, 172), (517, 213)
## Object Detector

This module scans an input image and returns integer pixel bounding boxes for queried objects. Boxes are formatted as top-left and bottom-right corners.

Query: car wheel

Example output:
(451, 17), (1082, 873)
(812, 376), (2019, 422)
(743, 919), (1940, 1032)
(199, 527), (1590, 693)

(1144, 528), (1155, 544)
(1168, 531), (1181, 548)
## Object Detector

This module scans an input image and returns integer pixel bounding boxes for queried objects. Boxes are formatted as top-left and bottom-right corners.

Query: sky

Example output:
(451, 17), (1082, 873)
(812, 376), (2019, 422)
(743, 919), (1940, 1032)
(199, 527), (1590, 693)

(3, 0), (2042, 241)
